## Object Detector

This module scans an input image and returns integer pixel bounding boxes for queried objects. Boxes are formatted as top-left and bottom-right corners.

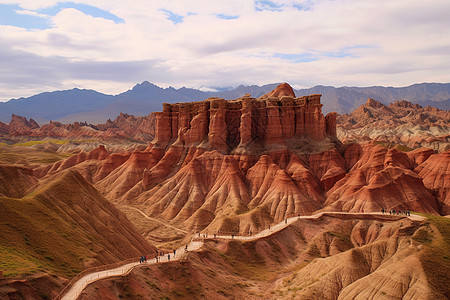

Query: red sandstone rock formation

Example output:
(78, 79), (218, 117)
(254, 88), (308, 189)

(152, 83), (337, 151)
(31, 141), (447, 233)
(324, 143), (441, 214)
(415, 151), (450, 214)
(21, 84), (449, 233)
(9, 114), (39, 131)
(260, 82), (296, 98)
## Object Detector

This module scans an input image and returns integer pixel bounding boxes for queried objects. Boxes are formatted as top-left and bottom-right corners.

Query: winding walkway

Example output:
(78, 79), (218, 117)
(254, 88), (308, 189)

(58, 211), (422, 300)
(198, 211), (424, 241)
(60, 240), (203, 300)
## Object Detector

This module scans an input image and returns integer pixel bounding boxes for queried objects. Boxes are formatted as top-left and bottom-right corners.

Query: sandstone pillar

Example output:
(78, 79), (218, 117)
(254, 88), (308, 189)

(280, 106), (295, 139)
(185, 110), (209, 144)
(303, 106), (315, 139)
(239, 108), (252, 145)
(208, 109), (228, 153)
(171, 112), (179, 139)
(295, 107), (305, 136)
(265, 103), (284, 144)
(179, 103), (191, 129)
(325, 112), (337, 139)
(153, 112), (172, 146)
(314, 105), (326, 139)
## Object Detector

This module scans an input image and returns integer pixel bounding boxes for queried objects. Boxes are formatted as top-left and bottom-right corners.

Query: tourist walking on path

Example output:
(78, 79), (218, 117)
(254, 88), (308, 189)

(173, 249), (176, 257)
(168, 254), (170, 261)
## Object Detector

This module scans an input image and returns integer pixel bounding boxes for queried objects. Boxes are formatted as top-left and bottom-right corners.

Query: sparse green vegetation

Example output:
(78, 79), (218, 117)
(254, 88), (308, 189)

(146, 280), (161, 290)
(415, 214), (450, 297)
(373, 141), (413, 152)
(327, 230), (352, 245)
(306, 244), (321, 257)
(215, 241), (269, 281)
(0, 144), (72, 166)
(0, 172), (134, 279)
(13, 139), (69, 147)
(412, 228), (433, 244)
(0, 193), (92, 277)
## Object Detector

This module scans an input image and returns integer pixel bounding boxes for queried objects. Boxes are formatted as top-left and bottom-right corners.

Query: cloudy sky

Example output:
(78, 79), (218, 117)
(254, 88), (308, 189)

(0, 0), (449, 101)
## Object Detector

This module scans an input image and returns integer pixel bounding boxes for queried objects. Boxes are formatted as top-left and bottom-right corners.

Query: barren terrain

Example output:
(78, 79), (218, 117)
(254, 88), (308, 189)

(0, 84), (449, 299)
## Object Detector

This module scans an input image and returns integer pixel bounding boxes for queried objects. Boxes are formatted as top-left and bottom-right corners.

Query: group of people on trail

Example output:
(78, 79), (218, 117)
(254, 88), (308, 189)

(139, 255), (147, 263)
(149, 246), (189, 264)
(381, 208), (411, 216)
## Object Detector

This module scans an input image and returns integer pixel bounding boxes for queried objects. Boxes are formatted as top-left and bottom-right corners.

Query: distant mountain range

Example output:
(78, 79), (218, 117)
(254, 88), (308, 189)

(0, 82), (449, 124)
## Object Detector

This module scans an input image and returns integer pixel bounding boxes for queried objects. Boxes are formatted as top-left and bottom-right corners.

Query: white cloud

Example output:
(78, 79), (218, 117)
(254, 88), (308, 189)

(14, 9), (49, 19)
(0, 0), (449, 101)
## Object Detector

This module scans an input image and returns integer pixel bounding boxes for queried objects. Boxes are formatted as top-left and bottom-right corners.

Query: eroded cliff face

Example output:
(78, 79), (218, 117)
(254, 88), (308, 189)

(152, 83), (337, 152)
(30, 84), (449, 233)
(32, 140), (449, 234)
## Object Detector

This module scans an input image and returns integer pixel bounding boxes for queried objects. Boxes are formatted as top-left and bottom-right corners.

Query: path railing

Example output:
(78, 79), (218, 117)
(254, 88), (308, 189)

(53, 256), (141, 300)
(53, 211), (419, 300)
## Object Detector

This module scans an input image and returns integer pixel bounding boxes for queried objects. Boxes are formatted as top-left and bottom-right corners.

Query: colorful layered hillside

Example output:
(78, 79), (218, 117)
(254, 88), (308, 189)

(29, 82), (449, 234)
(79, 214), (450, 300)
(338, 98), (450, 151)
(0, 112), (155, 143)
(0, 164), (156, 298)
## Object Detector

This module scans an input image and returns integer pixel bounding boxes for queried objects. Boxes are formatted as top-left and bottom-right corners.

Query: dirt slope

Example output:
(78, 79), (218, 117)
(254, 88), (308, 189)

(0, 166), (156, 299)
(28, 142), (449, 234)
(79, 214), (450, 300)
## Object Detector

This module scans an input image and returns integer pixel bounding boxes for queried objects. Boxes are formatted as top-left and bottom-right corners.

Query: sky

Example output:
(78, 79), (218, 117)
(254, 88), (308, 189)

(0, 0), (449, 101)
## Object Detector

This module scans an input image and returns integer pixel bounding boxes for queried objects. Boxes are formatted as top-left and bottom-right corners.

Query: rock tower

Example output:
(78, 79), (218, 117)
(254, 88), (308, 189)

(153, 83), (337, 152)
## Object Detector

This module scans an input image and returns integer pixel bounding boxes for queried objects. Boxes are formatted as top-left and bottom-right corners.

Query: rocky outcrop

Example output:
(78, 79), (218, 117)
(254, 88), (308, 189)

(0, 113), (156, 143)
(278, 216), (448, 300)
(324, 143), (441, 214)
(18, 84), (448, 233)
(415, 151), (450, 214)
(31, 139), (448, 233)
(337, 98), (450, 151)
(260, 82), (296, 98)
(1, 114), (40, 136)
(9, 114), (39, 131)
(152, 83), (337, 151)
